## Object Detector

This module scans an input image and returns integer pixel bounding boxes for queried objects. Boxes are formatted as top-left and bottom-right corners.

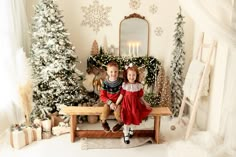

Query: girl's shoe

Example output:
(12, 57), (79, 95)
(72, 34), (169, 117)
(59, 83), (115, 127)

(123, 135), (130, 144)
(129, 128), (134, 138)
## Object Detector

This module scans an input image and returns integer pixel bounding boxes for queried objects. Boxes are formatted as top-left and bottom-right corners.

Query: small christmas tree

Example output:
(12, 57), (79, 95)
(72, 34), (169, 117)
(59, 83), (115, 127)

(159, 76), (171, 107)
(30, 0), (91, 120)
(170, 7), (185, 117)
(103, 36), (108, 54)
(91, 40), (99, 56)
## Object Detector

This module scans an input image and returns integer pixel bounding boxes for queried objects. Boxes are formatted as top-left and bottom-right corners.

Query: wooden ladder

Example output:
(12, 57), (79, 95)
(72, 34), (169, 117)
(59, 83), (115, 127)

(177, 32), (217, 139)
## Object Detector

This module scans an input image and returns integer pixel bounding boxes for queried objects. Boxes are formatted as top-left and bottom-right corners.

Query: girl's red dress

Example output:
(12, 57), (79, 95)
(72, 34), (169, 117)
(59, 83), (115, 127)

(120, 83), (152, 125)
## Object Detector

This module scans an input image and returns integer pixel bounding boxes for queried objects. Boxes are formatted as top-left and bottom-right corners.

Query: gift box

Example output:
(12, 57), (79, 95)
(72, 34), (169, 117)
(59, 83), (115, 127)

(51, 114), (64, 127)
(32, 126), (42, 141)
(52, 122), (70, 136)
(10, 126), (33, 149)
(42, 131), (51, 139)
(41, 119), (52, 132)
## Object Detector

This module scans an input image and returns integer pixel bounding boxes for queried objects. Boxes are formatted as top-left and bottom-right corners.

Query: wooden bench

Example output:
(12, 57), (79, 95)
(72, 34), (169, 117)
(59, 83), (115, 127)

(62, 106), (172, 144)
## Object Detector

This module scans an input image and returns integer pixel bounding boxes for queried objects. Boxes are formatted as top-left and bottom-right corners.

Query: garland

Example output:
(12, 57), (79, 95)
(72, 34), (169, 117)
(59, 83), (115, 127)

(144, 93), (161, 107)
(87, 53), (161, 87)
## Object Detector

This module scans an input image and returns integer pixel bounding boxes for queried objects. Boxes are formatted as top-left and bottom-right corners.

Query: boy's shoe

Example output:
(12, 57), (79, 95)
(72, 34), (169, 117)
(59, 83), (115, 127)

(129, 128), (134, 138)
(112, 123), (124, 132)
(123, 135), (130, 144)
(102, 121), (110, 132)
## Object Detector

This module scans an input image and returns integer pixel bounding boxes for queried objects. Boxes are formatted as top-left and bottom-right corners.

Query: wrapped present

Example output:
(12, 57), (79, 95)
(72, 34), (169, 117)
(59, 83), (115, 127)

(32, 125), (42, 141)
(52, 122), (70, 136)
(41, 119), (51, 132)
(10, 125), (33, 149)
(51, 114), (64, 127)
(42, 131), (51, 139)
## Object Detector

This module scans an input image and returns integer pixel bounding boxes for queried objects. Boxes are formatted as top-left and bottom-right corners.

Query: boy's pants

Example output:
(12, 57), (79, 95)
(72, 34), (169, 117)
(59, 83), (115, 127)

(100, 104), (122, 123)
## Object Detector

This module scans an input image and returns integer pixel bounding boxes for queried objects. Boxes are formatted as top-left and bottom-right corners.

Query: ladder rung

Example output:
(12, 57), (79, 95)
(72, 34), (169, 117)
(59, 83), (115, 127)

(185, 100), (194, 107)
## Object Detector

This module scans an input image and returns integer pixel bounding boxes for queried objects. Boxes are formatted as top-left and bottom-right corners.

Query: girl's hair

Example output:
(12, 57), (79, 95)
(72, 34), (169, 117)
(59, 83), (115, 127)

(107, 60), (119, 69)
(123, 65), (140, 83)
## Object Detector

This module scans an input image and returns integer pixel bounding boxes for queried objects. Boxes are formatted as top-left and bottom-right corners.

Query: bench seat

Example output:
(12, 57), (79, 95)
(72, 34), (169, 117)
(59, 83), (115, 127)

(62, 106), (172, 143)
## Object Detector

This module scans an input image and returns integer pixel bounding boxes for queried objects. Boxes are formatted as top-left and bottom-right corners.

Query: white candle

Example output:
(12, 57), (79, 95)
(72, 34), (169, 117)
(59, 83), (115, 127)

(136, 42), (139, 57)
(132, 43), (135, 57)
(128, 43), (131, 56)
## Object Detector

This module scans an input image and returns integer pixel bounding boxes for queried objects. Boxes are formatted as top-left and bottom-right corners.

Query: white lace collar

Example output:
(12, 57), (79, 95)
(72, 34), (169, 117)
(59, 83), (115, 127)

(122, 83), (143, 92)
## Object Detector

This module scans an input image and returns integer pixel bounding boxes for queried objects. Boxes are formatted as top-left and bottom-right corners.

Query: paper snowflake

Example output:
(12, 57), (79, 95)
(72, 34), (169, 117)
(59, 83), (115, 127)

(129, 0), (141, 10)
(81, 0), (112, 33)
(149, 4), (158, 14)
(154, 27), (164, 36)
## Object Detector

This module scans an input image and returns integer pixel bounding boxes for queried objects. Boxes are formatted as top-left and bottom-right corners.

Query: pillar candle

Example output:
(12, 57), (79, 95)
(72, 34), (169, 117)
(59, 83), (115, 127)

(132, 43), (135, 57)
(128, 43), (131, 56)
(136, 43), (139, 57)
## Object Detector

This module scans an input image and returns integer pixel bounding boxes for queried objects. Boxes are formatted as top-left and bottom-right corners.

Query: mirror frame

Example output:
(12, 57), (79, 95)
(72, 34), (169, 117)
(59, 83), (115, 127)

(119, 13), (149, 57)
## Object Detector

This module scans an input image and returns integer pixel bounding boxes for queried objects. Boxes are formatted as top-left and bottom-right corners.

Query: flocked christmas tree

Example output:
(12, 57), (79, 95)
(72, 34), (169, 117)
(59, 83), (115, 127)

(30, 0), (92, 120)
(170, 7), (185, 117)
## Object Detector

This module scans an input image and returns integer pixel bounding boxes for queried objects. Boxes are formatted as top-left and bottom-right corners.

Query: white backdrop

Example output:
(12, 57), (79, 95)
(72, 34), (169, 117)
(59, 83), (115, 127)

(179, 0), (236, 154)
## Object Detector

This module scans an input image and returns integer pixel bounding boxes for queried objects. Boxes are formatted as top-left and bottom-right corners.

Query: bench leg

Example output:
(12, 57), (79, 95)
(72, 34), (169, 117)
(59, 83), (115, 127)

(70, 115), (76, 142)
(154, 115), (160, 143)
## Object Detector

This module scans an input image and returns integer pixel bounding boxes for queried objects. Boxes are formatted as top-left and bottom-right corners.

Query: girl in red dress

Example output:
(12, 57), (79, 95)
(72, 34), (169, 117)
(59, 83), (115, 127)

(116, 64), (152, 144)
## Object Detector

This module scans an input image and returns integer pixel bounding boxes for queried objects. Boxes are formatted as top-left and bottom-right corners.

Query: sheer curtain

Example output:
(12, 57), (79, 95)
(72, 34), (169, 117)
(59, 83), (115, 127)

(179, 0), (236, 155)
(0, 0), (29, 137)
(219, 1), (236, 155)
(179, 0), (236, 47)
(219, 50), (236, 155)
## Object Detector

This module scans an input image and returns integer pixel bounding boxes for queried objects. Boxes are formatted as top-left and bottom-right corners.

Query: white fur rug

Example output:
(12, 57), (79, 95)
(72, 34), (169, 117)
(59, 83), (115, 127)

(80, 137), (154, 150)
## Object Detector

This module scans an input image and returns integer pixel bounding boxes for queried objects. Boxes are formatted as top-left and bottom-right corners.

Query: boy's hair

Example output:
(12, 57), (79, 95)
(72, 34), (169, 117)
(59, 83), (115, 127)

(123, 65), (140, 83)
(107, 60), (119, 69)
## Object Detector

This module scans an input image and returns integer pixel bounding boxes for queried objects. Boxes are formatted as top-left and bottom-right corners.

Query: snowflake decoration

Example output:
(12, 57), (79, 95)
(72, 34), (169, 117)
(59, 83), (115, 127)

(154, 26), (164, 36)
(129, 0), (141, 10)
(81, 0), (112, 33)
(149, 4), (158, 14)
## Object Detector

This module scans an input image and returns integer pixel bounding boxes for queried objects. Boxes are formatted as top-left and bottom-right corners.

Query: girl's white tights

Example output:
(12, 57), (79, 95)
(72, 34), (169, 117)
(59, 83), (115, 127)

(123, 124), (135, 137)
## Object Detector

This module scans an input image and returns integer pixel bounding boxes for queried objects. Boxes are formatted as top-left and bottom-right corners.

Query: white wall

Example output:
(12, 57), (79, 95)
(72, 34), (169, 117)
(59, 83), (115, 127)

(26, 0), (193, 74)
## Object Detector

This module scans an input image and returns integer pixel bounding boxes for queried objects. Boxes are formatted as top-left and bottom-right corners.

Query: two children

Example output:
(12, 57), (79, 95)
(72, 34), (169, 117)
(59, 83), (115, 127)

(100, 61), (151, 144)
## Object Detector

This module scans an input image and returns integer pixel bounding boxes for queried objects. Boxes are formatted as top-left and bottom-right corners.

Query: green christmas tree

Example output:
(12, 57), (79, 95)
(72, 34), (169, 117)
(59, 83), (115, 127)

(30, 0), (91, 120)
(170, 7), (185, 117)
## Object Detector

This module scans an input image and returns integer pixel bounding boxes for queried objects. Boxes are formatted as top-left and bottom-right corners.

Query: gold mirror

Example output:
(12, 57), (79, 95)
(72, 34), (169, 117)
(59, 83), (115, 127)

(119, 13), (149, 57)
